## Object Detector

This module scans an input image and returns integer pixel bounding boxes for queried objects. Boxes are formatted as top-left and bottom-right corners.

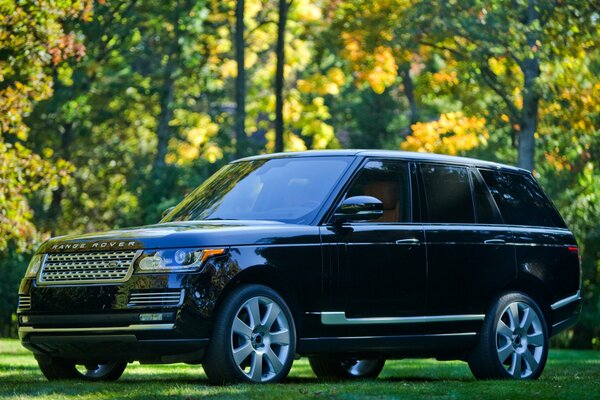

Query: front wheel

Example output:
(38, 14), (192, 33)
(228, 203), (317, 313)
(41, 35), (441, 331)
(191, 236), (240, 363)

(203, 284), (296, 384)
(309, 357), (385, 380)
(468, 292), (548, 380)
(37, 358), (127, 381)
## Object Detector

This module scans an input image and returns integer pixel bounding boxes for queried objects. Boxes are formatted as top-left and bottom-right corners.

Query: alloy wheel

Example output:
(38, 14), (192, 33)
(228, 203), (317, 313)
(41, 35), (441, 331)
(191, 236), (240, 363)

(340, 359), (384, 377)
(496, 301), (545, 378)
(230, 295), (291, 382)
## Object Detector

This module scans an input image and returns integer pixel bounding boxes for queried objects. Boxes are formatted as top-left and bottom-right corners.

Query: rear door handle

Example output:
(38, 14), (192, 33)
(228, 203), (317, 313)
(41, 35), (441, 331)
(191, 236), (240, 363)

(484, 239), (506, 245)
(396, 238), (420, 245)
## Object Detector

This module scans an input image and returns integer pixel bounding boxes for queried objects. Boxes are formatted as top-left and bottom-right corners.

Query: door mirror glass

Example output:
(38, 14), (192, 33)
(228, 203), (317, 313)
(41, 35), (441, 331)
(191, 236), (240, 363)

(334, 196), (383, 222)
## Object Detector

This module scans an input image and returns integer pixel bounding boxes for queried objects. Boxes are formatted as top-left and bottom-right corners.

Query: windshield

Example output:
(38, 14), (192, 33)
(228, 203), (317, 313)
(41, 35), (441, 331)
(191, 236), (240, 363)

(162, 156), (352, 224)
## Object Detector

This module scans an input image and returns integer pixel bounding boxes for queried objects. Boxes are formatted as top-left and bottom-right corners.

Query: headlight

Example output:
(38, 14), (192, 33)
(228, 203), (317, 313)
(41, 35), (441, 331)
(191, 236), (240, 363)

(25, 254), (43, 278)
(136, 248), (226, 273)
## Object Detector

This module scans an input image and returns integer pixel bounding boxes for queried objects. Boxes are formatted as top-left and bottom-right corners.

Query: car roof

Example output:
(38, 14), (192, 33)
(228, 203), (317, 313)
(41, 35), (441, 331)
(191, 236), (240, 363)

(235, 149), (529, 174)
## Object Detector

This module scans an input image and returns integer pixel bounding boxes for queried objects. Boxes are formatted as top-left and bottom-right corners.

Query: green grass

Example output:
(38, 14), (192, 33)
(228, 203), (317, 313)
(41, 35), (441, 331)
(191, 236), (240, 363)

(0, 339), (598, 399)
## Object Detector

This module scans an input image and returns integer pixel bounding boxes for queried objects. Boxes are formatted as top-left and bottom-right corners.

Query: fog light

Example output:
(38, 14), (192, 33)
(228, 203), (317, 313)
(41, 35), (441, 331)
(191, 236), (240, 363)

(20, 316), (30, 324)
(139, 313), (163, 322)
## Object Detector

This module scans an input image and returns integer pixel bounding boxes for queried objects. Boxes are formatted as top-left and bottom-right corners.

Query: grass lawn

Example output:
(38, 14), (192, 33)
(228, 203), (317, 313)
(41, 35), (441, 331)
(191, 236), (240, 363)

(0, 339), (598, 399)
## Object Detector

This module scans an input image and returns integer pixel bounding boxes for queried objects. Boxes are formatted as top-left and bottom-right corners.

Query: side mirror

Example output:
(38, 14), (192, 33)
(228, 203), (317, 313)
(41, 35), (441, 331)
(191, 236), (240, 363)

(162, 206), (176, 219)
(334, 196), (383, 223)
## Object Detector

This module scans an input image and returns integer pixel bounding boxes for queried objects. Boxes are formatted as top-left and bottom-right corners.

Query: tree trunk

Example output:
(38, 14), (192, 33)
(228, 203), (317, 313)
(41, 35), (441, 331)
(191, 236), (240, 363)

(153, 74), (175, 175)
(517, 0), (541, 172)
(152, 5), (181, 177)
(399, 63), (419, 132)
(46, 122), (72, 230)
(234, 0), (246, 158)
(274, 0), (288, 153)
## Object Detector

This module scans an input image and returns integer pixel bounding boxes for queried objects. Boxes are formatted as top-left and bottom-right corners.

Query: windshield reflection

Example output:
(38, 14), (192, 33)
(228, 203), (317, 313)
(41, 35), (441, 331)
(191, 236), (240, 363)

(162, 157), (351, 224)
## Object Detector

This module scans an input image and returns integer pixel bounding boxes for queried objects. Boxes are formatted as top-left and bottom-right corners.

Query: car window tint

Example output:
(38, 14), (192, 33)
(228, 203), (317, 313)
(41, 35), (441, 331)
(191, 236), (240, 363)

(470, 169), (503, 224)
(420, 164), (474, 223)
(346, 160), (411, 223)
(479, 169), (566, 228)
(164, 157), (352, 224)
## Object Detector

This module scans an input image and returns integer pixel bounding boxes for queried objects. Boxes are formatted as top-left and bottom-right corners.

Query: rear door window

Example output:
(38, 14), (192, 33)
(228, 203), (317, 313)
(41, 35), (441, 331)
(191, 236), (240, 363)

(470, 169), (503, 224)
(479, 169), (566, 228)
(419, 164), (475, 223)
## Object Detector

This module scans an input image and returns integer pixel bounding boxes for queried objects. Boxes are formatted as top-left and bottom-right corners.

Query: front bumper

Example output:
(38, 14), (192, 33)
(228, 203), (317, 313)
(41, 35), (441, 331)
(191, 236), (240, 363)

(18, 310), (211, 363)
(16, 262), (236, 363)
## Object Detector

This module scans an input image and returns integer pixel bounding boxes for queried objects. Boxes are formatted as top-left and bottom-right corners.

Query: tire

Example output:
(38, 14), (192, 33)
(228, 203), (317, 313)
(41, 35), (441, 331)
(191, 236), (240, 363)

(203, 284), (296, 384)
(309, 357), (385, 380)
(468, 292), (548, 380)
(37, 358), (127, 381)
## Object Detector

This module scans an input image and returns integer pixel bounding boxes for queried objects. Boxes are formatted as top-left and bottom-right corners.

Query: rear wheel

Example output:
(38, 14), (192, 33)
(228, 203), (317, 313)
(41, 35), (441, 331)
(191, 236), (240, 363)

(37, 358), (126, 381)
(468, 292), (548, 380)
(203, 284), (296, 384)
(309, 357), (385, 380)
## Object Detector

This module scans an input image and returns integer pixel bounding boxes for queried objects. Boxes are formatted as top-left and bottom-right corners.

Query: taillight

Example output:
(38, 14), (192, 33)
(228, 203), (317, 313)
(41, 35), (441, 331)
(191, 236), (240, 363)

(567, 246), (579, 255)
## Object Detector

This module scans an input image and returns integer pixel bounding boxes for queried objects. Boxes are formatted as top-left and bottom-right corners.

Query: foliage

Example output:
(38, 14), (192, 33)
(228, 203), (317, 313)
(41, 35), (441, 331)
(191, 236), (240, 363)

(0, 0), (90, 251)
(401, 112), (488, 155)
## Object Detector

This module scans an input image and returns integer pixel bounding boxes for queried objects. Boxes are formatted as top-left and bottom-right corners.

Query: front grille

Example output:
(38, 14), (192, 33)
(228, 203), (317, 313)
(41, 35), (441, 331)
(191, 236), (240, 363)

(39, 250), (139, 285)
(128, 290), (184, 307)
(18, 295), (31, 311)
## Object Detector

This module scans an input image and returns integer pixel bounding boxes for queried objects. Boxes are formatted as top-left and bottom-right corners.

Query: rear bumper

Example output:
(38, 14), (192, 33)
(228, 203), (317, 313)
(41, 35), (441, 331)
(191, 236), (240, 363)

(550, 290), (582, 337)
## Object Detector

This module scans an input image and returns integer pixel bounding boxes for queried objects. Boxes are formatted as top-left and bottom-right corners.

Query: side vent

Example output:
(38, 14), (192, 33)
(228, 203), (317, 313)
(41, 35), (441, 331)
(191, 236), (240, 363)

(128, 290), (184, 308)
(18, 295), (31, 311)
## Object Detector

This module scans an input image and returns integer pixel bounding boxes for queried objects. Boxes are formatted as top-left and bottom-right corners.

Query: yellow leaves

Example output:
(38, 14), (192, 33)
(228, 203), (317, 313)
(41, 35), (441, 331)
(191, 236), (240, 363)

(544, 152), (571, 172)
(0, 135), (74, 252)
(363, 46), (397, 94)
(342, 32), (397, 94)
(221, 59), (238, 78)
(294, 0), (322, 22)
(297, 67), (346, 96)
(432, 69), (458, 85)
(166, 114), (221, 165)
(488, 57), (507, 76)
(401, 112), (488, 155)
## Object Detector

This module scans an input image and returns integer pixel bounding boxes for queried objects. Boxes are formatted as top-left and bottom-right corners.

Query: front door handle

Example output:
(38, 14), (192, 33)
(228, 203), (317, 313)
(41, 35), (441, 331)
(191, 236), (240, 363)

(484, 239), (506, 245)
(396, 238), (420, 245)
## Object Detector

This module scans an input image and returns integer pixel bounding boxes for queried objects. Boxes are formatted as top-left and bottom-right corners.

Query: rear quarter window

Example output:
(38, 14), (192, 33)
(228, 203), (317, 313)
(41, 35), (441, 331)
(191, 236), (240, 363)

(479, 169), (566, 228)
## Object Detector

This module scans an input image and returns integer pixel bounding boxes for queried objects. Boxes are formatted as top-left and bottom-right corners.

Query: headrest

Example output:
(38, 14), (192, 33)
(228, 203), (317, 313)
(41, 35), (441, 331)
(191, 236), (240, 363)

(364, 181), (399, 210)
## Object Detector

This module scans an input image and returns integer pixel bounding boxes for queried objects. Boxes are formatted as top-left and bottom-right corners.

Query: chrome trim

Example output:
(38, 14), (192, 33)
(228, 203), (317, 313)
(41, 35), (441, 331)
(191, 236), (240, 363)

(18, 323), (175, 334)
(17, 295), (31, 311)
(483, 239), (506, 245)
(300, 332), (478, 341)
(319, 312), (485, 325)
(551, 291), (581, 310)
(128, 290), (184, 307)
(395, 238), (420, 245)
(37, 250), (142, 286)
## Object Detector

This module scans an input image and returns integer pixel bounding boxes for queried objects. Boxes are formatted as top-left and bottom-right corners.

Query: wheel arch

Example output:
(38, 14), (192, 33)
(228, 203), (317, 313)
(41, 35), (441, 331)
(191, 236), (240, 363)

(211, 265), (303, 336)
(496, 274), (553, 330)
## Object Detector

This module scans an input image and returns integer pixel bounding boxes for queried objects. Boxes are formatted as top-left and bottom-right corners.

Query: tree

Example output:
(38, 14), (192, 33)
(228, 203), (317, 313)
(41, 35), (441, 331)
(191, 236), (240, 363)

(274, 0), (291, 152)
(234, 0), (247, 157)
(0, 0), (91, 251)
(415, 0), (599, 171)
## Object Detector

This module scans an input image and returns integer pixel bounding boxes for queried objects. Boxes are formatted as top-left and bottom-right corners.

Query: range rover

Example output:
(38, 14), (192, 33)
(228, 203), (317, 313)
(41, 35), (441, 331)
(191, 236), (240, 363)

(17, 150), (581, 383)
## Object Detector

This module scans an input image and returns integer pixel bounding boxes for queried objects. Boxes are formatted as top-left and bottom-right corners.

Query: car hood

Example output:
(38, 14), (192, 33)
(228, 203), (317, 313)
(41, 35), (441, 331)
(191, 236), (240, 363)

(39, 220), (320, 253)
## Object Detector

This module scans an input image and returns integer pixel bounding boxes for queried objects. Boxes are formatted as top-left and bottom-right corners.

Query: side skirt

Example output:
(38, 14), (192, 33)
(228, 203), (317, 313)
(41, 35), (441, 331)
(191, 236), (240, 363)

(297, 332), (478, 358)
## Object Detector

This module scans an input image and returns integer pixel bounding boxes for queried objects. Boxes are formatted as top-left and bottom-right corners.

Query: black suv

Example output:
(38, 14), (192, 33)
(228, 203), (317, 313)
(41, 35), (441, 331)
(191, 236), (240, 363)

(18, 150), (581, 383)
